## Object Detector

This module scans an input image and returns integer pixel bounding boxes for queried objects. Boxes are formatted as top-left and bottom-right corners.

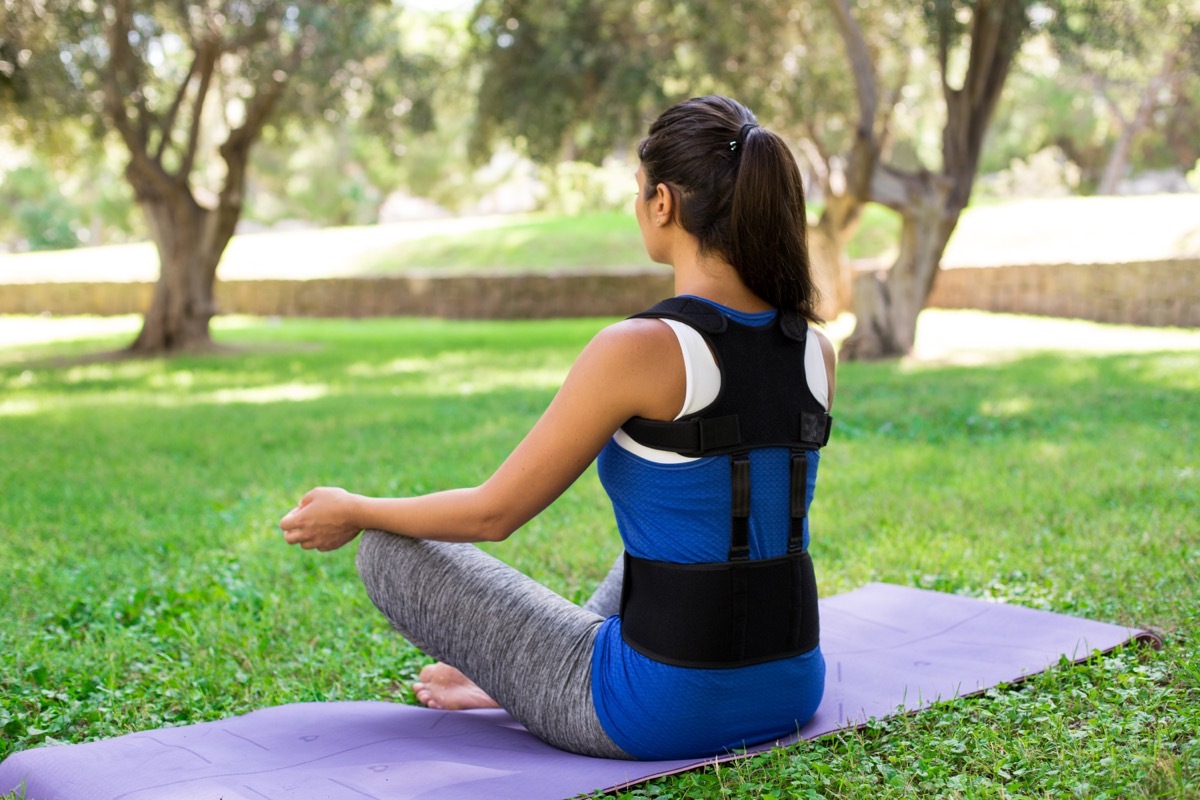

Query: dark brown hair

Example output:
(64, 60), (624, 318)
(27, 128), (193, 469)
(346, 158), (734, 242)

(638, 95), (820, 322)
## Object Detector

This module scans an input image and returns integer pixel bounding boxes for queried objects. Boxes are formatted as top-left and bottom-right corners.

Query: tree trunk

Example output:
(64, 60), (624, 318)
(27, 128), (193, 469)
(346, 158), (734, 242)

(125, 155), (239, 354)
(808, 223), (850, 321)
(1097, 48), (1181, 195)
(129, 196), (222, 353)
(809, 189), (862, 320)
(840, 169), (955, 359)
(833, 0), (1028, 359)
(122, 109), (252, 354)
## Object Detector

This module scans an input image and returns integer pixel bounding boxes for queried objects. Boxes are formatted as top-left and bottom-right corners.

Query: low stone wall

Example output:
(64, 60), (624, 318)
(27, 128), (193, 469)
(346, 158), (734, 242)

(0, 269), (675, 320)
(1, 281), (156, 316)
(216, 269), (675, 319)
(2, 259), (1197, 328)
(927, 257), (1200, 328)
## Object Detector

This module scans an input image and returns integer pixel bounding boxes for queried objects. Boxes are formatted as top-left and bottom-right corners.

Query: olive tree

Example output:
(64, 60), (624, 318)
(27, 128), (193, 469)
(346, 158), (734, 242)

(1, 1), (412, 354)
(832, 0), (1035, 359)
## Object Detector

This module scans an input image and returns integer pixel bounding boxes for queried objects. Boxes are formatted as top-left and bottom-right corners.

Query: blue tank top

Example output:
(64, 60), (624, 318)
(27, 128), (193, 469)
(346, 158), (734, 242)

(590, 301), (826, 760)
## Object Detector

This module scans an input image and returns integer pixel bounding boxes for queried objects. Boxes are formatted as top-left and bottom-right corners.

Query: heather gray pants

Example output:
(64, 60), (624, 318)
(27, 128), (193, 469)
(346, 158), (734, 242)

(355, 530), (631, 759)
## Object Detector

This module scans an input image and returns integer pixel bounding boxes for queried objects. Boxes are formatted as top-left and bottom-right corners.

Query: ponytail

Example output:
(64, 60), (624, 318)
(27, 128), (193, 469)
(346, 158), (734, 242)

(730, 126), (818, 321)
(639, 95), (821, 323)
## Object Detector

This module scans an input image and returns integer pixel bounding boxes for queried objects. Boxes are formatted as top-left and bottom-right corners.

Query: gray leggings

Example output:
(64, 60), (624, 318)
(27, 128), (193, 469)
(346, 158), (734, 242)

(355, 530), (632, 759)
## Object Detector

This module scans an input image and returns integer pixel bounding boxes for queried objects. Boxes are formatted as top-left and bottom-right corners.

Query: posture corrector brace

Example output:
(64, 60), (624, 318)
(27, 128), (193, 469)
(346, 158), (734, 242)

(618, 297), (832, 669)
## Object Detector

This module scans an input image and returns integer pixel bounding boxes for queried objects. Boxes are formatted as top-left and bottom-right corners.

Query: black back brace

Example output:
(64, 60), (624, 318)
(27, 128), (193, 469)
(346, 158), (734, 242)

(618, 297), (832, 668)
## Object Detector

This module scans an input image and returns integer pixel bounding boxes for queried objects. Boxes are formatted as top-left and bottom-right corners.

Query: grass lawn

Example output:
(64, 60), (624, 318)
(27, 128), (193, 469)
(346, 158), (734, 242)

(361, 211), (653, 272)
(1, 312), (1198, 799)
(364, 206), (904, 272)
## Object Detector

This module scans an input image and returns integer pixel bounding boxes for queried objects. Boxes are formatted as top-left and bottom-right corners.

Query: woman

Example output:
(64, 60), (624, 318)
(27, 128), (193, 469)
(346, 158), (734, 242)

(280, 94), (837, 761)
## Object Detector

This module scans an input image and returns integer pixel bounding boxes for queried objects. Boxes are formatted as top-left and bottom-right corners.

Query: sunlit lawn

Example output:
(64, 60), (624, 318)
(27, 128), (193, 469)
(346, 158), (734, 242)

(1, 311), (1198, 799)
(0, 208), (901, 283)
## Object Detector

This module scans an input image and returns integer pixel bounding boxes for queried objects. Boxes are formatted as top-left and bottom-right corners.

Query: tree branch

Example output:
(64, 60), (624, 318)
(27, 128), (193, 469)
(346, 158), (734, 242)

(966, 0), (1004, 105)
(942, 0), (1028, 211)
(875, 58), (909, 161)
(154, 51), (200, 163)
(868, 163), (916, 212)
(103, 0), (146, 155)
(825, 0), (882, 201)
(104, 1), (181, 207)
(826, 0), (878, 140)
(937, 0), (951, 100)
(178, 38), (217, 180)
(800, 120), (832, 177)
(214, 18), (315, 235)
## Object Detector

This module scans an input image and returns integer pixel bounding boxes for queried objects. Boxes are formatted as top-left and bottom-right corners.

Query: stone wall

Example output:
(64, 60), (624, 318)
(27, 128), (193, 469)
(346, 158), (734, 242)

(927, 258), (1200, 327)
(2, 259), (1197, 328)
(1, 281), (155, 316)
(215, 269), (675, 319)
(0, 269), (675, 320)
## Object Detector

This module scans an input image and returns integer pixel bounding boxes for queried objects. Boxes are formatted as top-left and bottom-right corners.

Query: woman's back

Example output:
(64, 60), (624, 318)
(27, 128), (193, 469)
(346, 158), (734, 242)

(590, 299), (830, 759)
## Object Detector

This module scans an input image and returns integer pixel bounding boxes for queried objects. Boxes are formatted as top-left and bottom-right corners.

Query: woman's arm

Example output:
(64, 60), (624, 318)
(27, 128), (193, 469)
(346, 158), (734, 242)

(279, 319), (685, 551)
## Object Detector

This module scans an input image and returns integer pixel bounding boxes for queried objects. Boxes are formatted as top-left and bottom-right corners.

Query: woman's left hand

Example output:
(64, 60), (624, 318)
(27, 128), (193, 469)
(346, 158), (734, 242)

(279, 487), (364, 552)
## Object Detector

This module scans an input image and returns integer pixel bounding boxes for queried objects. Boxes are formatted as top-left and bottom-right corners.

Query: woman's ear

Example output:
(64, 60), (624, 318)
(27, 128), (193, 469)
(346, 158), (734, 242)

(654, 183), (674, 226)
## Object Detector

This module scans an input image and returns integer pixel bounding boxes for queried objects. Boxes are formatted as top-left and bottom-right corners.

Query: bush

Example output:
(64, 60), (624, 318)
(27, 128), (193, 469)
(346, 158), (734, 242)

(976, 147), (1082, 200)
(0, 164), (83, 251)
(537, 159), (636, 215)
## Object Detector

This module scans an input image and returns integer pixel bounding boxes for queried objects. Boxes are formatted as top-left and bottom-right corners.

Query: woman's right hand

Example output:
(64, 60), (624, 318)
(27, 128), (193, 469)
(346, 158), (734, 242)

(279, 487), (364, 552)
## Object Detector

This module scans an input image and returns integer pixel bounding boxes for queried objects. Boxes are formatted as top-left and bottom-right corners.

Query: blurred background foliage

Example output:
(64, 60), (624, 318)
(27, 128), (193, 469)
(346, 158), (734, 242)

(0, 0), (1197, 253)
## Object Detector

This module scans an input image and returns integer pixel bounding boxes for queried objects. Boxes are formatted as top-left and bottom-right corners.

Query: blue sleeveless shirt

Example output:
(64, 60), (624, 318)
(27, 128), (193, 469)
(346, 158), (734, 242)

(589, 300), (826, 760)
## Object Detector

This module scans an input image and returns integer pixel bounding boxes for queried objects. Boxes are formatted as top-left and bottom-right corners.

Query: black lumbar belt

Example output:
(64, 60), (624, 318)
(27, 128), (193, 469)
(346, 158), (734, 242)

(620, 549), (820, 668)
(617, 297), (832, 669)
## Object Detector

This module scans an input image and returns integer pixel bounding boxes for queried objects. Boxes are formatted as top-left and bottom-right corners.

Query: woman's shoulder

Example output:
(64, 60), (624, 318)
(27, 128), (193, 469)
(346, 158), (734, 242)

(590, 316), (682, 358)
(580, 317), (686, 423)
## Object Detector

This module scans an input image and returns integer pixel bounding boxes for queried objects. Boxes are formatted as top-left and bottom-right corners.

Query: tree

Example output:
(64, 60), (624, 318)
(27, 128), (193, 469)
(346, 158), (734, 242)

(1047, 0), (1200, 194)
(245, 11), (462, 224)
(464, 0), (1035, 356)
(834, 0), (1035, 359)
(468, 0), (675, 165)
(650, 1), (910, 322)
(466, 0), (873, 318)
(1, 1), (412, 354)
(792, 2), (917, 321)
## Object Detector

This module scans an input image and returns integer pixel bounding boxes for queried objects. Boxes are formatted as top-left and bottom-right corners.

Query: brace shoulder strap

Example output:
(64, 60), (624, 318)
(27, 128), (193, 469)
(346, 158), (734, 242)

(630, 296), (728, 333)
(631, 296), (810, 343)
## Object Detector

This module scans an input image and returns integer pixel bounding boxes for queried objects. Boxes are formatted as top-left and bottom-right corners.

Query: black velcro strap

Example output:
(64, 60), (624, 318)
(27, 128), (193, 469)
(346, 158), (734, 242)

(729, 452), (751, 561)
(788, 450), (808, 554)
(799, 412), (833, 448)
(621, 414), (741, 457)
(620, 551), (821, 669)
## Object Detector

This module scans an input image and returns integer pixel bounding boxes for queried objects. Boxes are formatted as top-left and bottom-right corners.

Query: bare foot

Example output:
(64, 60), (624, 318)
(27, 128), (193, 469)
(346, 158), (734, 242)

(413, 662), (500, 710)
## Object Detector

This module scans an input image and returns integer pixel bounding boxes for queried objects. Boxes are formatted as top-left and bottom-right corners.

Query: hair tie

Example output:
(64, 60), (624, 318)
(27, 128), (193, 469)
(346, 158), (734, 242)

(729, 122), (758, 152)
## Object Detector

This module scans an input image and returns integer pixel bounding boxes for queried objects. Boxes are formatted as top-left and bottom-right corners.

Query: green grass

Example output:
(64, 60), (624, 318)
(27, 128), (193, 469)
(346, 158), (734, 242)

(1, 313), (1198, 799)
(363, 211), (654, 272)
(361, 207), (902, 272)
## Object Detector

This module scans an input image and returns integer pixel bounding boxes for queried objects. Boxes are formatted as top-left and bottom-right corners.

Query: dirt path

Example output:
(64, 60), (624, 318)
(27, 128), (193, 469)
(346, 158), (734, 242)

(0, 216), (515, 285)
(942, 194), (1200, 267)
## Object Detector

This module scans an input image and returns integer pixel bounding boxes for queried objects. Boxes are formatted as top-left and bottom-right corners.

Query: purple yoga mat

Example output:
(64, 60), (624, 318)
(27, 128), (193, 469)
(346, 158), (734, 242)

(0, 583), (1156, 800)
